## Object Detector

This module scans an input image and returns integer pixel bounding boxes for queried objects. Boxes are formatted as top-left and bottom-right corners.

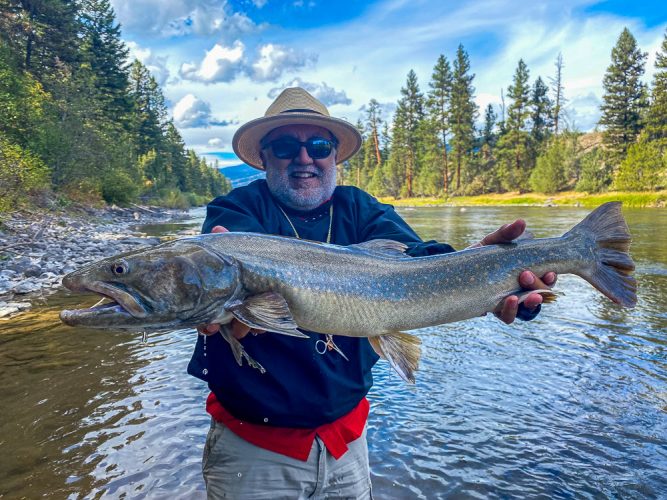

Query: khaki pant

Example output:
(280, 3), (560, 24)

(202, 419), (373, 499)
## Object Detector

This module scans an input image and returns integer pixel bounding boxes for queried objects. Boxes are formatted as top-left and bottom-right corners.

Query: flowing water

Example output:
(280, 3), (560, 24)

(0, 206), (665, 499)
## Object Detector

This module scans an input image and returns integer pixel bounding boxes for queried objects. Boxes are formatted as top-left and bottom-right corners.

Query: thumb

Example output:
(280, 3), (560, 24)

(211, 225), (228, 234)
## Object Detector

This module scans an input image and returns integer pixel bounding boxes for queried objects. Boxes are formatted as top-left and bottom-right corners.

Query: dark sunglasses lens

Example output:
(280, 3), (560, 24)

(271, 140), (300, 159)
(307, 139), (332, 159)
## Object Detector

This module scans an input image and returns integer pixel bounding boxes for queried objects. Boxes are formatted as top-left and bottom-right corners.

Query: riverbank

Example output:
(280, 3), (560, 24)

(0, 205), (189, 319)
(380, 190), (667, 208)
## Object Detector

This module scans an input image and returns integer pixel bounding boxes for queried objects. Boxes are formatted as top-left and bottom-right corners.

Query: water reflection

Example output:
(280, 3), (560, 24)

(0, 205), (665, 498)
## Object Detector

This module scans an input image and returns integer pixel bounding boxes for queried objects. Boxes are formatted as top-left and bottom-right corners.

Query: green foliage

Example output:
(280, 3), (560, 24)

(576, 148), (612, 193)
(449, 45), (477, 191)
(644, 29), (667, 142)
(101, 169), (140, 204)
(0, 135), (49, 211)
(529, 138), (569, 193)
(599, 28), (649, 165)
(613, 140), (666, 191)
(494, 59), (535, 192)
(2, 4), (663, 208)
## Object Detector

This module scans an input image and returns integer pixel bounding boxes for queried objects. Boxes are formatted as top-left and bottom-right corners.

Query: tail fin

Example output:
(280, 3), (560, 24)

(565, 202), (637, 307)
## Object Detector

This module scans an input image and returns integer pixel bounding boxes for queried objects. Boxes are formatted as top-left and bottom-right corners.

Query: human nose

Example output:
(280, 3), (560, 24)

(294, 144), (313, 164)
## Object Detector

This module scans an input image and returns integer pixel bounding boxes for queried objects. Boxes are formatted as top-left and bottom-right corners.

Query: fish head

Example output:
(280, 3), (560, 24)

(60, 239), (240, 330)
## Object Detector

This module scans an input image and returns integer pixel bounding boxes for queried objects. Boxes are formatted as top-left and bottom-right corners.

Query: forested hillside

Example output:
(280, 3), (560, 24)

(0, 0), (231, 212)
(1, 1), (665, 211)
(343, 29), (667, 198)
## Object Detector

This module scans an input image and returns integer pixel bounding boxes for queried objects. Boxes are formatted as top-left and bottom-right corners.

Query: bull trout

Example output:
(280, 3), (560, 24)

(60, 202), (636, 382)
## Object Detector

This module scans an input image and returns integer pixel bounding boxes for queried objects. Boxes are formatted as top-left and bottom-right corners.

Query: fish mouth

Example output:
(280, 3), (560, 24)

(60, 281), (148, 326)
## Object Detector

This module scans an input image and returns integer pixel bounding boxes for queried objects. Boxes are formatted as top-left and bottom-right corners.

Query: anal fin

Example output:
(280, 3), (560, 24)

(368, 332), (421, 384)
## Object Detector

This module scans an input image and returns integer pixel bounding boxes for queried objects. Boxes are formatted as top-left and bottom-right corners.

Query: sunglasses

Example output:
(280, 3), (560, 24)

(262, 137), (336, 160)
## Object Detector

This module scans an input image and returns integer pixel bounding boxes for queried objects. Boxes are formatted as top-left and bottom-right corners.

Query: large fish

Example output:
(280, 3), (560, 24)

(60, 202), (636, 382)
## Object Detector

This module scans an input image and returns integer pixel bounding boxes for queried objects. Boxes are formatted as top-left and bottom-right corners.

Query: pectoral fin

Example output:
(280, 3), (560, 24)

(227, 292), (309, 338)
(218, 324), (266, 374)
(368, 332), (421, 384)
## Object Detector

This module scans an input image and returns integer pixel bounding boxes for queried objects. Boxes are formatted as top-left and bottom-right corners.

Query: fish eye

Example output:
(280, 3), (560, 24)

(112, 261), (129, 275)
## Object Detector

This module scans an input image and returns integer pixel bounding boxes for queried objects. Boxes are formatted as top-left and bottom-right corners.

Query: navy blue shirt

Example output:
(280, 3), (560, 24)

(188, 180), (537, 427)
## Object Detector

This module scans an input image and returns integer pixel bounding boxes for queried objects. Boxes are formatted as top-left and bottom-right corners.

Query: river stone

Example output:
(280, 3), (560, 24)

(0, 305), (19, 318)
(12, 279), (41, 294)
(23, 264), (44, 278)
(6, 257), (32, 273)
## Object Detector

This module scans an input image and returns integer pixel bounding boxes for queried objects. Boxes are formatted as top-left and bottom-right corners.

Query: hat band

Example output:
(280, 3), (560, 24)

(277, 109), (326, 115)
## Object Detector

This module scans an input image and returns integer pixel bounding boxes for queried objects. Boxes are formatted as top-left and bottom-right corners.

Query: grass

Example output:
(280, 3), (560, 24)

(379, 191), (667, 208)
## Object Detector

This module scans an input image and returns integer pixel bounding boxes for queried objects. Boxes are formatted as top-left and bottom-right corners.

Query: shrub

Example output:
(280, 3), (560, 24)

(101, 170), (140, 205)
(0, 136), (49, 211)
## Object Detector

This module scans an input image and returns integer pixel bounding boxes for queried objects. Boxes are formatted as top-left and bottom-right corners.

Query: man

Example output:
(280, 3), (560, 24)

(188, 87), (556, 499)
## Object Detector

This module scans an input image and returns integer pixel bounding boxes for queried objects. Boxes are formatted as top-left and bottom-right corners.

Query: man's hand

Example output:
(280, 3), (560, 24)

(196, 225), (266, 339)
(472, 219), (557, 325)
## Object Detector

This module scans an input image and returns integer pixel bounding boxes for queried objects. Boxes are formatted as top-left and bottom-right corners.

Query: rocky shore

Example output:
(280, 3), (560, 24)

(0, 205), (190, 319)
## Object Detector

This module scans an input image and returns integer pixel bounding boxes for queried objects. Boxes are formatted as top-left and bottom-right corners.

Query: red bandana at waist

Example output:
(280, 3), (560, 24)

(206, 392), (369, 461)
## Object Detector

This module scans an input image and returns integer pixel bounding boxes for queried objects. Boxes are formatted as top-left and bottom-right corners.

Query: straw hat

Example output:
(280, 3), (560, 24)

(232, 87), (362, 170)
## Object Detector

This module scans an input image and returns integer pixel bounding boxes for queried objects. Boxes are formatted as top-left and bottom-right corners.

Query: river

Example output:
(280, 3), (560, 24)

(0, 205), (665, 498)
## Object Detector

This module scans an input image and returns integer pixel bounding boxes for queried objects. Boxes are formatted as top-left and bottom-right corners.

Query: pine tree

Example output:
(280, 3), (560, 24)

(365, 99), (383, 167)
(549, 52), (566, 135)
(427, 54), (453, 194)
(79, 0), (131, 123)
(645, 29), (667, 144)
(449, 44), (477, 191)
(482, 104), (497, 151)
(599, 27), (648, 164)
(530, 76), (553, 145)
(1, 0), (80, 81)
(393, 70), (424, 197)
(495, 59), (533, 191)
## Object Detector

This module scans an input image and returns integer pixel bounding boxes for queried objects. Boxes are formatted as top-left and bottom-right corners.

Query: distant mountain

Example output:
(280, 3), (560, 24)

(218, 163), (265, 188)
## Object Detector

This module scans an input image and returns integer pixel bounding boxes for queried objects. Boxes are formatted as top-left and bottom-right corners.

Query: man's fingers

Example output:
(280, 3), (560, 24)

(211, 225), (229, 233)
(230, 319), (252, 340)
(542, 272), (557, 287)
(522, 293), (544, 310)
(482, 219), (526, 245)
(197, 323), (221, 336)
(519, 270), (550, 291)
(496, 295), (519, 324)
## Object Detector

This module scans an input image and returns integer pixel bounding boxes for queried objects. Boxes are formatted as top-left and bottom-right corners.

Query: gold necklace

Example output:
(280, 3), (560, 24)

(275, 203), (347, 360)
(277, 203), (334, 244)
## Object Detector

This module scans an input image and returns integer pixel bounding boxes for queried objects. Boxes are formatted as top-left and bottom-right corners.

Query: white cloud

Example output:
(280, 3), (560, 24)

(208, 137), (224, 147)
(173, 94), (213, 127)
(268, 78), (351, 106)
(250, 44), (317, 82)
(179, 41), (245, 83)
(252, 0), (268, 7)
(126, 41), (170, 86)
(173, 94), (236, 128)
(112, 0), (260, 40)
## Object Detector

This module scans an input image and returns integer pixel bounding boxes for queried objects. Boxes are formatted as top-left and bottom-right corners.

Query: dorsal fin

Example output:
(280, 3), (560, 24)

(349, 239), (409, 258)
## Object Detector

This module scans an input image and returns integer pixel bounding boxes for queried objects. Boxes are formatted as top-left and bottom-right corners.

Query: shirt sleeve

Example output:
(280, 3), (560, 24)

(202, 190), (268, 234)
(354, 190), (455, 257)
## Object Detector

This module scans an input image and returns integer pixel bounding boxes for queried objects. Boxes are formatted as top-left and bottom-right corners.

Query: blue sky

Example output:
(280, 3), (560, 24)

(110, 0), (667, 165)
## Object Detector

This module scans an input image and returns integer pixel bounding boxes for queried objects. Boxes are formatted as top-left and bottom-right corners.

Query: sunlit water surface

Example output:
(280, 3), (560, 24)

(1, 206), (665, 498)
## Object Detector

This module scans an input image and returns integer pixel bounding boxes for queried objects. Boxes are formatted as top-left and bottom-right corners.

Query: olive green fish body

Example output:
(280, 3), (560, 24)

(60, 202), (636, 382)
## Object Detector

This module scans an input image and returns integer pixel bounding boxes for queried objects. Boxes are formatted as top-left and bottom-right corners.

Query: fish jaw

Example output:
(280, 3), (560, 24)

(60, 276), (149, 328)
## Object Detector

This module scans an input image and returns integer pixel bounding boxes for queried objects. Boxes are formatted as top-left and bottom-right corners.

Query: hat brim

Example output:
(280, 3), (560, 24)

(232, 113), (362, 170)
